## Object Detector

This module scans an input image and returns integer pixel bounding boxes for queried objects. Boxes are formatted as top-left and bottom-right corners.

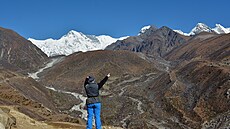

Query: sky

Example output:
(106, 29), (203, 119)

(0, 0), (229, 39)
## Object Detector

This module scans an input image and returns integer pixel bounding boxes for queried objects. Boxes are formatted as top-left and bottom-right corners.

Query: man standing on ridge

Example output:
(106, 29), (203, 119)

(84, 73), (110, 129)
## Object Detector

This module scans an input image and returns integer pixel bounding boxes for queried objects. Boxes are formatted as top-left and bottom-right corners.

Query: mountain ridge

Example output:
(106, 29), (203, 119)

(174, 23), (230, 36)
(28, 30), (128, 57)
(28, 23), (229, 57)
(0, 27), (48, 73)
(106, 25), (187, 57)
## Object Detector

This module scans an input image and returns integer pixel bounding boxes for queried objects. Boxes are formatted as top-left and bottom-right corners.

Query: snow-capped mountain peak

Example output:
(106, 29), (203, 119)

(138, 25), (158, 36)
(189, 23), (213, 35)
(66, 30), (77, 36)
(29, 30), (128, 57)
(173, 23), (230, 36)
(212, 24), (230, 34)
(63, 30), (86, 40)
(139, 25), (151, 35)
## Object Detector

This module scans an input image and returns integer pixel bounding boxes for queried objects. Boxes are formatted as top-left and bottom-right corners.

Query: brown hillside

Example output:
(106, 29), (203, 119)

(0, 27), (48, 73)
(40, 50), (157, 92)
(0, 68), (81, 123)
(160, 33), (230, 128)
(165, 33), (230, 62)
(0, 68), (55, 119)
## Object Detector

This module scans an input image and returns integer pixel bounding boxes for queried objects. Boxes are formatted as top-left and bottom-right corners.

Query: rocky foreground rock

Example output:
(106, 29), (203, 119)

(0, 107), (16, 129)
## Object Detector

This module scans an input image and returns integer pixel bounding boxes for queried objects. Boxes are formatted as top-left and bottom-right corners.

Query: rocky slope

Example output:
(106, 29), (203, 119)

(106, 26), (187, 57)
(165, 33), (230, 62)
(0, 27), (48, 73)
(162, 33), (230, 128)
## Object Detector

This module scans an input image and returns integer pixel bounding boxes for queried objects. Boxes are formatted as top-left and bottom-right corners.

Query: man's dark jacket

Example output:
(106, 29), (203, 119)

(84, 76), (108, 104)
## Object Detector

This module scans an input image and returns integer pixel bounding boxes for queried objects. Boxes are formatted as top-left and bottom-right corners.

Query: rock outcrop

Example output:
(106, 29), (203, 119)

(0, 107), (16, 129)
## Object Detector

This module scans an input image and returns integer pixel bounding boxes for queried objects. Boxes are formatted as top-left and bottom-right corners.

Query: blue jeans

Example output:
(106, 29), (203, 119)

(86, 103), (101, 129)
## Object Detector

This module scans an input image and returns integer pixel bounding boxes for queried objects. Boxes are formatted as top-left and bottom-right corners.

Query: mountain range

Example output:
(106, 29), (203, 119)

(29, 23), (230, 57)
(28, 31), (128, 57)
(174, 23), (230, 36)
